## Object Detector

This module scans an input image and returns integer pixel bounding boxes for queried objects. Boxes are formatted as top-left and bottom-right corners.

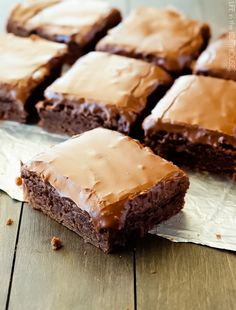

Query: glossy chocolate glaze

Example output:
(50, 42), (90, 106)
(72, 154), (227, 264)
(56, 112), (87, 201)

(96, 7), (210, 74)
(194, 33), (236, 81)
(7, 0), (121, 47)
(44, 51), (172, 113)
(143, 75), (236, 147)
(0, 33), (66, 103)
(22, 128), (185, 231)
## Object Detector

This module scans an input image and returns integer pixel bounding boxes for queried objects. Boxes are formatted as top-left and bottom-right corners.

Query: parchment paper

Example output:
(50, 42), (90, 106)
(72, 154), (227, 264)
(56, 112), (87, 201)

(1, 121), (236, 251)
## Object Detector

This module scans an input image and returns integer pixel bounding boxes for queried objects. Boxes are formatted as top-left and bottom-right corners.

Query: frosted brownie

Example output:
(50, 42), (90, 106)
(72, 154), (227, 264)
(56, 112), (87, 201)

(143, 75), (236, 180)
(7, 0), (121, 63)
(21, 128), (189, 253)
(194, 33), (236, 81)
(96, 7), (210, 76)
(0, 33), (66, 122)
(36, 51), (172, 136)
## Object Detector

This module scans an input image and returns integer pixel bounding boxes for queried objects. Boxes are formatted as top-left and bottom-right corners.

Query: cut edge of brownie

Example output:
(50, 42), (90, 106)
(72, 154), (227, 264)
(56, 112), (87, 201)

(143, 125), (236, 181)
(21, 167), (189, 253)
(194, 61), (236, 82)
(36, 81), (172, 137)
(0, 53), (66, 123)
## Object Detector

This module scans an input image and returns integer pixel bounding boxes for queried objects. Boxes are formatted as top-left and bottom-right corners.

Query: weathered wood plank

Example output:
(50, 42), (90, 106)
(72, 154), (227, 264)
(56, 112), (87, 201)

(8, 203), (134, 310)
(0, 192), (22, 309)
(136, 235), (236, 310)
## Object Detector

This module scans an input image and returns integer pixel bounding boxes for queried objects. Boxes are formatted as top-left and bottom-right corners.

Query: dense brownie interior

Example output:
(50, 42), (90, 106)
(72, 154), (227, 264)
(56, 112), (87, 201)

(21, 167), (189, 253)
(0, 61), (63, 123)
(145, 131), (236, 180)
(36, 82), (170, 138)
(143, 75), (236, 180)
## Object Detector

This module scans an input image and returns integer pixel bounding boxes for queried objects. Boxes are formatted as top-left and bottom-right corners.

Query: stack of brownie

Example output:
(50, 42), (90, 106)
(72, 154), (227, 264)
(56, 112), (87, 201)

(0, 1), (235, 252)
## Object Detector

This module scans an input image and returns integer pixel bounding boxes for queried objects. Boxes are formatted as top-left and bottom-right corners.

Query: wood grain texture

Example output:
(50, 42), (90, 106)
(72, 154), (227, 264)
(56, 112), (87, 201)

(8, 204), (134, 310)
(0, 192), (22, 309)
(136, 235), (236, 310)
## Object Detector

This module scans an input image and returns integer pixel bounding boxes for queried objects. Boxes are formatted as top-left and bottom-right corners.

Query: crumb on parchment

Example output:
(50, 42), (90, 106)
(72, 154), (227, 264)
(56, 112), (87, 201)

(15, 176), (23, 186)
(6, 218), (13, 225)
(51, 236), (63, 250)
(216, 234), (222, 240)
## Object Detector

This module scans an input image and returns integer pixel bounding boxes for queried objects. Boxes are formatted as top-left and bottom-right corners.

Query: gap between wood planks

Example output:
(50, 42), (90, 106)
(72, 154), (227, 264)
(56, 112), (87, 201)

(133, 249), (137, 310)
(5, 203), (24, 310)
(4, 206), (138, 310)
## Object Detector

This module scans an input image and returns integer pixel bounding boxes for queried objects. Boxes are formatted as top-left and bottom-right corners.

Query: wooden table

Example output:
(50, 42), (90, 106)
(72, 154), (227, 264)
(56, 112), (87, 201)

(0, 1), (235, 309)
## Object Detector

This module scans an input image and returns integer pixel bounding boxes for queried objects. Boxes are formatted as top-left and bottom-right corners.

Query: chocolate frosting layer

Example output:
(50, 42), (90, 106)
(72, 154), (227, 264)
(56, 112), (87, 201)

(23, 128), (184, 230)
(0, 33), (66, 103)
(8, 0), (120, 46)
(96, 7), (210, 73)
(194, 33), (236, 81)
(143, 75), (236, 147)
(44, 51), (172, 113)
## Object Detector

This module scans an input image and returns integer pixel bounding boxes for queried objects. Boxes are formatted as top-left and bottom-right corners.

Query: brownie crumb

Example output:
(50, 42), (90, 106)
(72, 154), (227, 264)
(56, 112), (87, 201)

(216, 234), (222, 240)
(51, 237), (63, 250)
(30, 34), (38, 41)
(6, 218), (13, 225)
(15, 176), (23, 186)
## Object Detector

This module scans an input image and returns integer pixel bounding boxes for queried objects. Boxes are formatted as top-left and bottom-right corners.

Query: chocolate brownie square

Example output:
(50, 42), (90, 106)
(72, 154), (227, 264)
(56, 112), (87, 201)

(96, 7), (210, 76)
(7, 0), (121, 63)
(194, 33), (236, 81)
(36, 51), (172, 136)
(0, 33), (67, 123)
(21, 128), (189, 253)
(143, 75), (236, 180)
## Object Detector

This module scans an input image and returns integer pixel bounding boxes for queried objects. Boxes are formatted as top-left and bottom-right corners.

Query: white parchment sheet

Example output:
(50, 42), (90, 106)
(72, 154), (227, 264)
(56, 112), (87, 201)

(0, 121), (236, 251)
